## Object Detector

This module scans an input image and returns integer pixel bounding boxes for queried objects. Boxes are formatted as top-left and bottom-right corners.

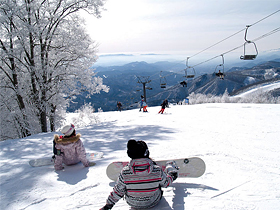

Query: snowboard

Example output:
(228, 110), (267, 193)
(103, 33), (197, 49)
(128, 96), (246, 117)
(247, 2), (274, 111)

(106, 157), (206, 181)
(29, 152), (104, 167)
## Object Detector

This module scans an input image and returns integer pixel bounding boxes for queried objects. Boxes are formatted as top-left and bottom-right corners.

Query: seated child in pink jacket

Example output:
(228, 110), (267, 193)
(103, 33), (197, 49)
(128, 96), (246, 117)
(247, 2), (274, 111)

(53, 124), (89, 170)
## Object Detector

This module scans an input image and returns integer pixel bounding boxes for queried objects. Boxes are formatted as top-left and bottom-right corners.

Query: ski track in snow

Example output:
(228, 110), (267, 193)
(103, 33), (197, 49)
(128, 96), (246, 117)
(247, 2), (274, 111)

(1, 102), (280, 210)
(19, 184), (100, 210)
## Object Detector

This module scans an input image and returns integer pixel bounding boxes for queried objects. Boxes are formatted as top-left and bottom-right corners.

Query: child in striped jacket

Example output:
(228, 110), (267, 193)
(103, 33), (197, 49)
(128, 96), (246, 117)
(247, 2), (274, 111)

(100, 139), (178, 210)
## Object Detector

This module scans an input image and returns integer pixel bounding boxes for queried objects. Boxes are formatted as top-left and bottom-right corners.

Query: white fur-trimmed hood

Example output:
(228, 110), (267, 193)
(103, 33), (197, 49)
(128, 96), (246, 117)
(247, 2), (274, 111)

(54, 134), (81, 145)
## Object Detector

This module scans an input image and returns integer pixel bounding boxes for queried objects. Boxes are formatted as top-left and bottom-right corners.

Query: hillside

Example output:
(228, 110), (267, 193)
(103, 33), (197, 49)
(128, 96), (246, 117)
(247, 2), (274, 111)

(69, 60), (280, 112)
(68, 61), (186, 112)
(159, 60), (280, 103)
(1, 103), (280, 210)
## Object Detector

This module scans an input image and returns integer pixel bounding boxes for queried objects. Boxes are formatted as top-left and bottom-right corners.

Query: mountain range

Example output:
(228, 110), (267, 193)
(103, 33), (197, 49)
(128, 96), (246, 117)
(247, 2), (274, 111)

(68, 59), (280, 112)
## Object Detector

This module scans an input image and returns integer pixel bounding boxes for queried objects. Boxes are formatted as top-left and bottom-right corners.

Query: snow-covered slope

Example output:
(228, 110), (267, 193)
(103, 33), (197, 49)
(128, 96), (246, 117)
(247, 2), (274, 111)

(1, 103), (280, 210)
(233, 81), (280, 98)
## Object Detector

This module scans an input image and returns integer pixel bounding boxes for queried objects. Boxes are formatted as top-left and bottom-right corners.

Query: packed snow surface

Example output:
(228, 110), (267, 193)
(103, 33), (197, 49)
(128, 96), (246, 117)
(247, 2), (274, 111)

(1, 103), (280, 210)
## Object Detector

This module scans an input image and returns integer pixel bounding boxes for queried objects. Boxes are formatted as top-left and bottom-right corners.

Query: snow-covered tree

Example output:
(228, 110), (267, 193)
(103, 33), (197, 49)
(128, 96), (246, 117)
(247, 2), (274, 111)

(0, 0), (108, 140)
(0, 1), (32, 139)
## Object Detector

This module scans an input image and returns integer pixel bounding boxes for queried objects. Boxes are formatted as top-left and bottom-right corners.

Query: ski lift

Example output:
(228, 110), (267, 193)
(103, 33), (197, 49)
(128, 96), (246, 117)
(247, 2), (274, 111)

(186, 68), (195, 78)
(159, 71), (167, 88)
(181, 57), (196, 87)
(215, 55), (225, 80)
(185, 57), (196, 78)
(240, 25), (258, 60)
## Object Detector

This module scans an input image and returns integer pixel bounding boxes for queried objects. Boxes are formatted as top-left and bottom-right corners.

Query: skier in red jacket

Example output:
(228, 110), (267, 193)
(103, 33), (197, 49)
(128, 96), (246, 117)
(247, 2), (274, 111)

(158, 99), (168, 114)
(100, 139), (179, 210)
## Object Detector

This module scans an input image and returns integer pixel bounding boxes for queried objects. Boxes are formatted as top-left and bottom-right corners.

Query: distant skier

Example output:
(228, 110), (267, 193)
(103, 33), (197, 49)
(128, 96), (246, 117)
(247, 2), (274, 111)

(52, 124), (89, 170)
(139, 99), (144, 112)
(100, 140), (178, 210)
(158, 99), (168, 114)
(143, 100), (148, 112)
(139, 95), (145, 111)
(117, 101), (122, 112)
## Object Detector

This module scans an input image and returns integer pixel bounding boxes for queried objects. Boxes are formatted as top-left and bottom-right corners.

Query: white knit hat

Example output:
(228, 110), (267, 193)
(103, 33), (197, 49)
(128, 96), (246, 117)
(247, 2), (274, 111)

(61, 124), (75, 136)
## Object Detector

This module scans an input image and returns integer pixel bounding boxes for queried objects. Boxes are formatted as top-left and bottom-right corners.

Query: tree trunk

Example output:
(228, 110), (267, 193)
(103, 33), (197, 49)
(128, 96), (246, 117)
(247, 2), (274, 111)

(40, 107), (48, 132)
(50, 104), (56, 132)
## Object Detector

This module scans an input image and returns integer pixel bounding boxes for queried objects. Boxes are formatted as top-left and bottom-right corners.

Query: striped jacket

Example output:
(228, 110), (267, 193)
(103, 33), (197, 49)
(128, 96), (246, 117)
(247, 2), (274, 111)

(106, 158), (174, 209)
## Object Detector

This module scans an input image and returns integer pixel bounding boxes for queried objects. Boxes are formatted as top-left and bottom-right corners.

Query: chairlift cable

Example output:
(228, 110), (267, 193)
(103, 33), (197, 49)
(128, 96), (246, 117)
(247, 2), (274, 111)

(147, 59), (187, 80)
(250, 9), (280, 27)
(152, 26), (280, 86)
(252, 27), (280, 42)
(192, 26), (280, 68)
(189, 9), (280, 59)
(189, 28), (245, 59)
(146, 10), (280, 87)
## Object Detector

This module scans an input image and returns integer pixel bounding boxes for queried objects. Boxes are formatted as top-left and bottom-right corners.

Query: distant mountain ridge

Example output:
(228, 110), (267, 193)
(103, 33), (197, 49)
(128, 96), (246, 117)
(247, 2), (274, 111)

(68, 59), (280, 112)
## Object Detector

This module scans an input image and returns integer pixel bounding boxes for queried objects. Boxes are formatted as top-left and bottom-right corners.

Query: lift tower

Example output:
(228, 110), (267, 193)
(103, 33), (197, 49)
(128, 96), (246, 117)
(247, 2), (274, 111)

(137, 76), (151, 102)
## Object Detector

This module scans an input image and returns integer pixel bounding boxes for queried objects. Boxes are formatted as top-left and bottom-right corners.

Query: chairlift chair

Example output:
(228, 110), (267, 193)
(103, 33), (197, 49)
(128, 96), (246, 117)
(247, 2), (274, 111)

(180, 57), (196, 87)
(160, 78), (167, 88)
(160, 84), (167, 88)
(215, 65), (225, 79)
(159, 71), (167, 88)
(215, 55), (225, 79)
(240, 25), (258, 60)
(186, 67), (195, 78)
(185, 57), (196, 78)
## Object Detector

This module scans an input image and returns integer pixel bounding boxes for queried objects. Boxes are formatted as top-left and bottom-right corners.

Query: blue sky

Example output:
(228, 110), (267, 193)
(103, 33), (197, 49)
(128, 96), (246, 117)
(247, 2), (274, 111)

(81, 0), (280, 65)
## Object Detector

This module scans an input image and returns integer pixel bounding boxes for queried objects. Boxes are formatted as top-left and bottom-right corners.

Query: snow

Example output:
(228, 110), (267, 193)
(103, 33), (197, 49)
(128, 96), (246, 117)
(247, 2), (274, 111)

(1, 103), (280, 210)
(243, 77), (256, 86)
(234, 81), (280, 98)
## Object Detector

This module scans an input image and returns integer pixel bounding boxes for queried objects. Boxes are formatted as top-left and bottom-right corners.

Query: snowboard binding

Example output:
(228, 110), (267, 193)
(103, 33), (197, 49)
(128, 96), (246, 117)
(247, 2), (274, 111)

(165, 161), (179, 172)
(165, 160), (179, 181)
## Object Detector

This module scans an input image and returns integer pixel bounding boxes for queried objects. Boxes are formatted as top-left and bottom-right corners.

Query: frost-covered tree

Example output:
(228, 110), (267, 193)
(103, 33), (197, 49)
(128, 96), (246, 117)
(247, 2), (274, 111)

(0, 0), (108, 140)
(0, 1), (32, 139)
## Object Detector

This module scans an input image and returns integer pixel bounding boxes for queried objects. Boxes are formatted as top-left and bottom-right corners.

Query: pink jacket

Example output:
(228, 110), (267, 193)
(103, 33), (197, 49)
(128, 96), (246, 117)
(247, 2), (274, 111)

(53, 134), (89, 170)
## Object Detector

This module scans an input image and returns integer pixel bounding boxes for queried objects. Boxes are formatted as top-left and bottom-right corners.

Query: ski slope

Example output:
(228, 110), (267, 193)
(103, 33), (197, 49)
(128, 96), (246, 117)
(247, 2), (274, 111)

(234, 81), (280, 98)
(1, 102), (280, 210)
